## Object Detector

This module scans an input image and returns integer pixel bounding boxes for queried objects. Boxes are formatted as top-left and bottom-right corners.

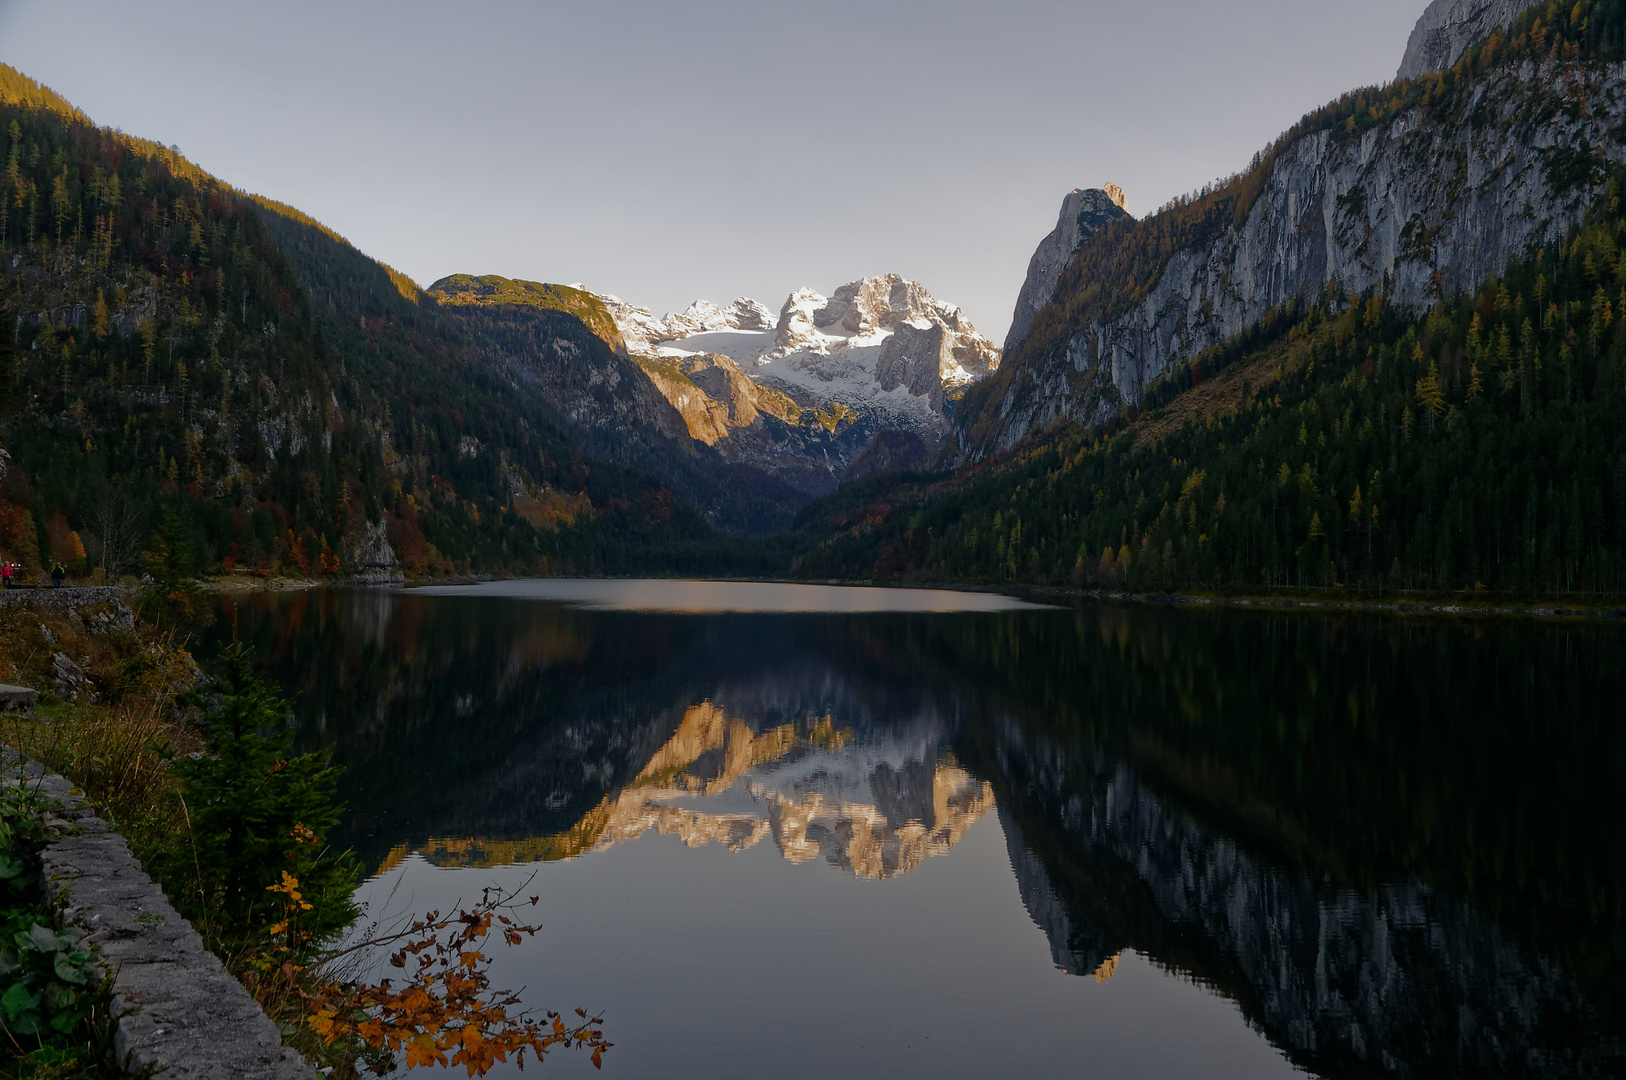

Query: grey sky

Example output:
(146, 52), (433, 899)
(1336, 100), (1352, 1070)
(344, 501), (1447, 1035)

(0, 0), (1428, 341)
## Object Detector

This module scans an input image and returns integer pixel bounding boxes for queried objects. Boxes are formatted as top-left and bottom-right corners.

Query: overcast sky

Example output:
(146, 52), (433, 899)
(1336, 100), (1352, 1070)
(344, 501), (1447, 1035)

(0, 0), (1428, 341)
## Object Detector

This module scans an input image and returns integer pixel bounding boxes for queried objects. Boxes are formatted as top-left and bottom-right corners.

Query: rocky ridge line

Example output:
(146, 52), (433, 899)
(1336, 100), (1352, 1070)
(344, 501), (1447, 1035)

(1003, 186), (1130, 356)
(956, 8), (1624, 463)
(1398, 0), (1547, 80)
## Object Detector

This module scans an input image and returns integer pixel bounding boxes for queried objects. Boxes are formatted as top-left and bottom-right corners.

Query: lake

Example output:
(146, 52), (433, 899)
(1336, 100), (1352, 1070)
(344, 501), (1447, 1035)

(215, 580), (1626, 1078)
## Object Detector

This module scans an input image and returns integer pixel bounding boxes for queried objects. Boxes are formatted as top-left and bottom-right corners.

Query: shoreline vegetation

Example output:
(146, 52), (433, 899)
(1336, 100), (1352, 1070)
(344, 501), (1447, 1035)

(0, 588), (608, 1079)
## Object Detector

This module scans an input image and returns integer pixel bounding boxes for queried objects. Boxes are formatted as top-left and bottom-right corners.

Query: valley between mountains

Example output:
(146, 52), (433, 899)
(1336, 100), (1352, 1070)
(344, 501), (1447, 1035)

(7, 0), (1626, 599)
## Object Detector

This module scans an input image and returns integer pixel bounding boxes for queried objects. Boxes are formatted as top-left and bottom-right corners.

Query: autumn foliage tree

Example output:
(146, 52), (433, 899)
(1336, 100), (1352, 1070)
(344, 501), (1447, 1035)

(294, 884), (611, 1076)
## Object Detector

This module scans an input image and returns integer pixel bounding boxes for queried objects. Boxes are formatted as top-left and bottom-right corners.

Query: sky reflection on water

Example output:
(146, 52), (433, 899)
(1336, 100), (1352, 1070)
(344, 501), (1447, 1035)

(400, 577), (1053, 613)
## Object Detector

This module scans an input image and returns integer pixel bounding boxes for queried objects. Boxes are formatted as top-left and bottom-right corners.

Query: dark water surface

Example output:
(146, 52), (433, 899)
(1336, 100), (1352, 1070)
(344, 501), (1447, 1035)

(216, 581), (1626, 1079)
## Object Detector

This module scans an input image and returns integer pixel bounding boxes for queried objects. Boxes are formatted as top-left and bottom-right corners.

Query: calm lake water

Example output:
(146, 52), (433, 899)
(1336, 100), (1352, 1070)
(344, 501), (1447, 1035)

(214, 580), (1626, 1079)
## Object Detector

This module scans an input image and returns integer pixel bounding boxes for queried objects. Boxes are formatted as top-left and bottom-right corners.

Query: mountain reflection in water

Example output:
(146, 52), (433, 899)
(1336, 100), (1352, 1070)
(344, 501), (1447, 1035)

(381, 700), (994, 881)
(218, 586), (1626, 1079)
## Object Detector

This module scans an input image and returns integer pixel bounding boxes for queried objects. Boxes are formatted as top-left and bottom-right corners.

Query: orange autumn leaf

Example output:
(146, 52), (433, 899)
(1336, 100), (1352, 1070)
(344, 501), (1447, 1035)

(300, 882), (610, 1076)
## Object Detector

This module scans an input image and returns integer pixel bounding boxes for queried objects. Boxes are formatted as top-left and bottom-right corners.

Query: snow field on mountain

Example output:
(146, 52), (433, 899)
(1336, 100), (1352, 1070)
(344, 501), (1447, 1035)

(600, 273), (1000, 438)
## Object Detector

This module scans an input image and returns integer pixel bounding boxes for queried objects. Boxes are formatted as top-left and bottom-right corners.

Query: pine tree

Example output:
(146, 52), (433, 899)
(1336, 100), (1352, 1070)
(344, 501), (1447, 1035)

(1416, 359), (1445, 426)
(161, 645), (359, 956)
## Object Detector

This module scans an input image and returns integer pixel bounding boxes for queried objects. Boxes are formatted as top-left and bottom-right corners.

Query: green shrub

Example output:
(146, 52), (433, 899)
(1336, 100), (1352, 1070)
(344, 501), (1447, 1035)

(158, 645), (359, 958)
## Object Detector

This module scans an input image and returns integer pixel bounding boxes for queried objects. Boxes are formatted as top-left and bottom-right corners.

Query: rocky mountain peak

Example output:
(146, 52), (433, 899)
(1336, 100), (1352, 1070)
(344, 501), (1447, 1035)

(765, 274), (1000, 388)
(1397, 0), (1543, 80)
(772, 287), (830, 354)
(1004, 188), (1133, 354)
(666, 297), (776, 337)
(593, 273), (1000, 495)
(598, 294), (776, 354)
(811, 274), (943, 337)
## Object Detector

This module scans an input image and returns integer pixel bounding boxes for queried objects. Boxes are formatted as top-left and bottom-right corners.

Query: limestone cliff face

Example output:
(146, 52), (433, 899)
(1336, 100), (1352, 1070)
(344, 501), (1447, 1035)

(1398, 0), (1545, 79)
(1003, 187), (1131, 355)
(636, 352), (869, 495)
(955, 55), (1626, 463)
(639, 353), (800, 446)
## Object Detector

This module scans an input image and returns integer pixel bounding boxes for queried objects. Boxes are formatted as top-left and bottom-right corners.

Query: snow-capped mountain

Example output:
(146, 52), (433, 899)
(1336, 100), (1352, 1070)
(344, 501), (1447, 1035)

(603, 274), (1000, 441)
(593, 274), (998, 497)
(601, 295), (775, 355)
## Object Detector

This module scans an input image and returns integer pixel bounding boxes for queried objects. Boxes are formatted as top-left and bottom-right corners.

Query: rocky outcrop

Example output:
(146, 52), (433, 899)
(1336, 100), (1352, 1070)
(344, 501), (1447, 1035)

(634, 352), (869, 494)
(636, 361), (740, 446)
(876, 321), (949, 409)
(51, 652), (95, 703)
(340, 518), (401, 585)
(956, 56), (1626, 462)
(638, 353), (797, 445)
(677, 354), (792, 425)
(1003, 187), (1131, 355)
(1398, 0), (1544, 80)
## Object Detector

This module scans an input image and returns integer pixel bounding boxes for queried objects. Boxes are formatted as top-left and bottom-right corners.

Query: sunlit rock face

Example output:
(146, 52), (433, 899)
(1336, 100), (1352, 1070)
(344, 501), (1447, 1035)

(602, 296), (776, 355)
(598, 275), (999, 493)
(416, 701), (993, 881)
(1003, 187), (1131, 356)
(760, 273), (1001, 399)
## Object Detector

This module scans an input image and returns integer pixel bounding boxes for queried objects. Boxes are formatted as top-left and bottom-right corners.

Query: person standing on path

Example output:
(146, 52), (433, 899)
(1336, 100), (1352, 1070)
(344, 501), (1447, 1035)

(51, 562), (66, 589)
(1, 562), (10, 588)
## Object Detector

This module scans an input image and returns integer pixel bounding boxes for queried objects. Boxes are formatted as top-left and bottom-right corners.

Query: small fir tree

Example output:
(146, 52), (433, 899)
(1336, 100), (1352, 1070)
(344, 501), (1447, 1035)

(161, 645), (358, 957)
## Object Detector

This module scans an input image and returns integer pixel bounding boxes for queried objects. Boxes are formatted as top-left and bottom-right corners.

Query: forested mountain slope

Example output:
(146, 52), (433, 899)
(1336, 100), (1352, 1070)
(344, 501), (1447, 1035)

(793, 188), (1626, 595)
(0, 63), (728, 582)
(791, 2), (1626, 598)
(423, 273), (808, 532)
(955, 0), (1626, 465)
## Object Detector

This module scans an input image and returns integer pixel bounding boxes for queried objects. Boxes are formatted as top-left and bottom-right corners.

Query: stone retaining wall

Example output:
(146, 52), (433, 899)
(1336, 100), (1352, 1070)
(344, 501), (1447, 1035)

(0, 586), (130, 611)
(2, 754), (317, 1079)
